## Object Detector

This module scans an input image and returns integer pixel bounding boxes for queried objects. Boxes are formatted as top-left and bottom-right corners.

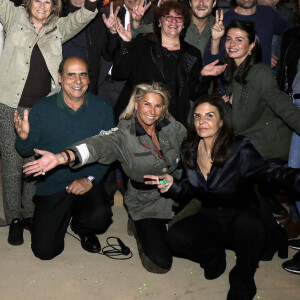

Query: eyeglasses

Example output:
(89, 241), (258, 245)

(163, 15), (184, 23)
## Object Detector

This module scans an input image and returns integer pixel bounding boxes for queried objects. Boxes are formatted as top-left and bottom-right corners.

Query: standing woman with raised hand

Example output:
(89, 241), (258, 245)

(0, 0), (98, 246)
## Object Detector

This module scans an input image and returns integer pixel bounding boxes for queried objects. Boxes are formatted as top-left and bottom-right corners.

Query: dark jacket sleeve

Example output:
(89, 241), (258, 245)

(239, 139), (300, 195)
(111, 36), (144, 81)
(181, 41), (211, 100)
(188, 58), (211, 100)
(203, 36), (225, 65)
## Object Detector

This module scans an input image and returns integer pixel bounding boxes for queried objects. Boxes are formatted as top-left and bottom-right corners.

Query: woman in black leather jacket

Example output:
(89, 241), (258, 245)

(106, 1), (226, 125)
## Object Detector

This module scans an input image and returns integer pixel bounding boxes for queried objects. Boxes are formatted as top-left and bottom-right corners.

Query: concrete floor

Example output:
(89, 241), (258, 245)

(0, 186), (300, 299)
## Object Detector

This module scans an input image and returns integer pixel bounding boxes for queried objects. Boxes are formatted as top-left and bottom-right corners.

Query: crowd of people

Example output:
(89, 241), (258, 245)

(1, 0), (300, 299)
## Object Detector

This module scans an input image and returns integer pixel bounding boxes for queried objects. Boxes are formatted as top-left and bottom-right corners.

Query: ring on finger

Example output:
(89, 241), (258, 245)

(41, 171), (46, 175)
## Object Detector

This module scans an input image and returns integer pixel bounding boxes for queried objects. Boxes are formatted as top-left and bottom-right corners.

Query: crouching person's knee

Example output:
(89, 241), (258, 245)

(31, 240), (64, 260)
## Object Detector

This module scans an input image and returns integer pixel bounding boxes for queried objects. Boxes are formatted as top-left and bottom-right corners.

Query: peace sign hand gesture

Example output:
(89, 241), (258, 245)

(211, 10), (225, 42)
(116, 17), (132, 42)
(132, 0), (152, 23)
(102, 2), (121, 34)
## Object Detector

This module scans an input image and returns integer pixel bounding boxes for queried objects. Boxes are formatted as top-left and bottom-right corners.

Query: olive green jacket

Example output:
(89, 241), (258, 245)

(0, 0), (97, 108)
(227, 63), (300, 159)
(70, 115), (186, 221)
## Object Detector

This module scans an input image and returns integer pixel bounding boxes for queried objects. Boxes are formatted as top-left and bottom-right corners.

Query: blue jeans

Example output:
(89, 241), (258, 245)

(288, 98), (300, 220)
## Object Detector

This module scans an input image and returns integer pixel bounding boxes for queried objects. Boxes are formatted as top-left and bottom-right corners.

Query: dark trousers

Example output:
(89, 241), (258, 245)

(166, 207), (265, 300)
(31, 182), (113, 260)
(135, 218), (173, 270)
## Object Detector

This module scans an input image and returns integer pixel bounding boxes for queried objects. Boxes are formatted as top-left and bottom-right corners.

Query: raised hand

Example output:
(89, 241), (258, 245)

(23, 149), (61, 177)
(211, 10), (225, 41)
(116, 17), (132, 42)
(143, 174), (174, 193)
(271, 54), (279, 69)
(201, 59), (227, 77)
(132, 0), (152, 29)
(14, 109), (30, 140)
(102, 2), (120, 34)
(66, 178), (93, 195)
(222, 95), (230, 103)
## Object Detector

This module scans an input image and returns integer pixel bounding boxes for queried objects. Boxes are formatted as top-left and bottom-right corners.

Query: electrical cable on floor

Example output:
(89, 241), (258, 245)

(66, 232), (133, 260)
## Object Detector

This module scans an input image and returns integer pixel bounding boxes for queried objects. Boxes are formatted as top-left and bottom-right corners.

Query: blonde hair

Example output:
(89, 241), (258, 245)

(24, 0), (62, 26)
(119, 82), (170, 121)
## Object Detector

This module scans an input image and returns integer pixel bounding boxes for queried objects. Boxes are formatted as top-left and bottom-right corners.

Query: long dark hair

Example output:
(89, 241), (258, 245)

(223, 20), (261, 85)
(182, 95), (235, 169)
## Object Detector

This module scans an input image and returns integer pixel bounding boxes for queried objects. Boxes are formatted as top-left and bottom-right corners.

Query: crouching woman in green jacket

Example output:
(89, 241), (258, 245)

(22, 82), (187, 274)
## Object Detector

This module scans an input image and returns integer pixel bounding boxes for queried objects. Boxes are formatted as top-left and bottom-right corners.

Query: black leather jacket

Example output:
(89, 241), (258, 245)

(111, 33), (211, 124)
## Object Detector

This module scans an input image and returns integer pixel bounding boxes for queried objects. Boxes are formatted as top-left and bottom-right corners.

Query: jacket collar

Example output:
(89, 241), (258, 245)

(129, 116), (171, 136)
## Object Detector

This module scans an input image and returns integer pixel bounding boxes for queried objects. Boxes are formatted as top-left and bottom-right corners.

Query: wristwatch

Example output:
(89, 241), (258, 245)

(85, 176), (95, 185)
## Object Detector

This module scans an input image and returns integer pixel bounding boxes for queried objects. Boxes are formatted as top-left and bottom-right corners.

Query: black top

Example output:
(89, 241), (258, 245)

(19, 44), (51, 108)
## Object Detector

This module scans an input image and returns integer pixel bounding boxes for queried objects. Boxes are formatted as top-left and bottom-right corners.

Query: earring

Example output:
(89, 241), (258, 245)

(249, 50), (252, 55)
(158, 23), (161, 27)
(183, 25), (185, 28)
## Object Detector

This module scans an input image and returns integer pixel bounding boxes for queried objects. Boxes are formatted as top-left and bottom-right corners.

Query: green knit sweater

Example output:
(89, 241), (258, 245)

(15, 91), (114, 196)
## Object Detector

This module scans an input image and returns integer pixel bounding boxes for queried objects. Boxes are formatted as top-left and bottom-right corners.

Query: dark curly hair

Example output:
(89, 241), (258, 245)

(23, 0), (62, 25)
(153, 0), (191, 39)
(182, 95), (235, 169)
(223, 20), (262, 85)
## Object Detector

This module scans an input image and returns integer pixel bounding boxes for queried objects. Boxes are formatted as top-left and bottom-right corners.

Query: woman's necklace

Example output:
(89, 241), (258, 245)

(162, 41), (180, 51)
(198, 140), (211, 161)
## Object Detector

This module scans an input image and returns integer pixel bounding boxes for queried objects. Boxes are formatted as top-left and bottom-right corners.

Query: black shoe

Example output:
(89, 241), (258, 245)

(70, 223), (101, 253)
(8, 218), (24, 246)
(79, 234), (101, 253)
(260, 225), (288, 261)
(289, 239), (300, 250)
(282, 256), (300, 274)
(22, 217), (33, 232)
(204, 258), (226, 280)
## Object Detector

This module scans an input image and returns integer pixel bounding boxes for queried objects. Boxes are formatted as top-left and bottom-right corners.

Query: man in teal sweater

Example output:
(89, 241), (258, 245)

(14, 57), (114, 260)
